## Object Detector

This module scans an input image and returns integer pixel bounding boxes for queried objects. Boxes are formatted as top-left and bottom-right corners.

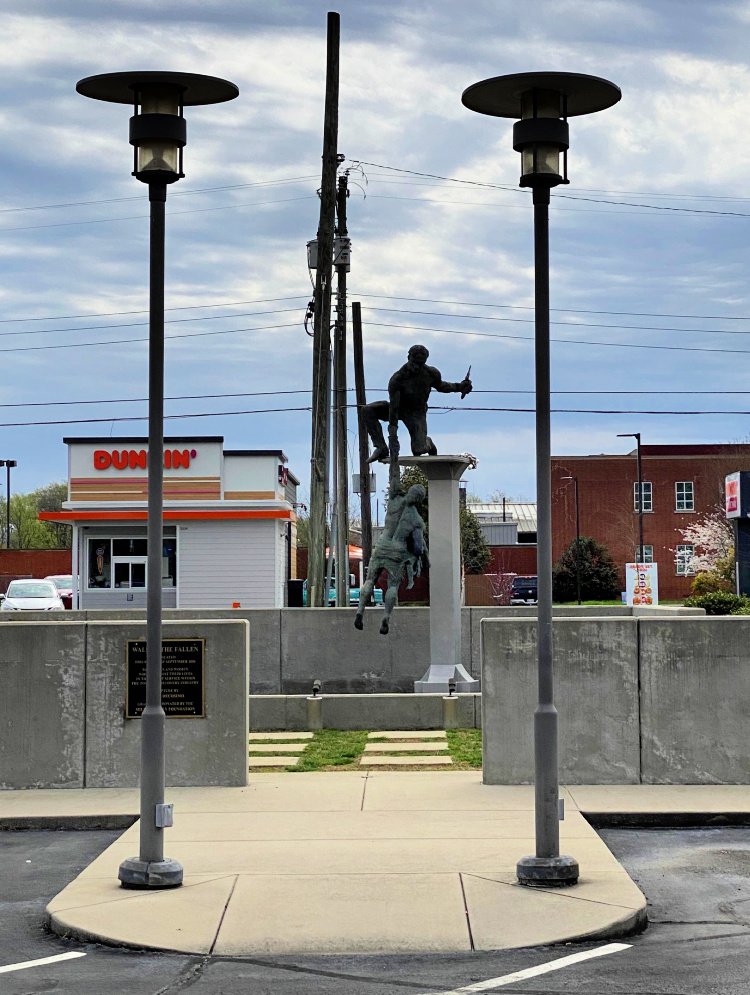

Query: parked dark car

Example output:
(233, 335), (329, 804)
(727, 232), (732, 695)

(510, 575), (538, 605)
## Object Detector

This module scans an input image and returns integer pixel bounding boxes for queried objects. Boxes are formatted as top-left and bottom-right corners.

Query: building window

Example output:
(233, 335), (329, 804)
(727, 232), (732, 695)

(633, 481), (653, 512)
(88, 540), (112, 588)
(86, 536), (176, 589)
(675, 481), (694, 512)
(676, 544), (695, 575)
(636, 545), (654, 564)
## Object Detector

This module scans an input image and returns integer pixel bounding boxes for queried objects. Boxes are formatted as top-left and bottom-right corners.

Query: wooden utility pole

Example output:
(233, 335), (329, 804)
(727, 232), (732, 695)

(333, 172), (350, 606)
(308, 11), (340, 607)
(352, 301), (372, 568)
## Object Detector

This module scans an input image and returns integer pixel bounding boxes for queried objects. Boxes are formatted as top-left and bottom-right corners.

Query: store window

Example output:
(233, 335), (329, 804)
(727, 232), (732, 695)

(633, 481), (653, 513)
(88, 541), (112, 588)
(676, 544), (695, 575)
(636, 545), (654, 564)
(87, 536), (176, 589)
(675, 481), (694, 512)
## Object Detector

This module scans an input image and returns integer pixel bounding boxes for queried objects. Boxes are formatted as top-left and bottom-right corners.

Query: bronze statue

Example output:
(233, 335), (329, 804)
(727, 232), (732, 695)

(354, 480), (428, 635)
(363, 344), (472, 463)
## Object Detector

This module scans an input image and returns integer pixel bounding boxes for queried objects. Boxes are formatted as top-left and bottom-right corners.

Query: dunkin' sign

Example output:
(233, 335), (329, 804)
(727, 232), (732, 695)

(94, 448), (198, 471)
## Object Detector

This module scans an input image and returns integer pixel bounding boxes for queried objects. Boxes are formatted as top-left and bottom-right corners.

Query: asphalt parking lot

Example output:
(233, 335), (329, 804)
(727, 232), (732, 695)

(0, 825), (748, 994)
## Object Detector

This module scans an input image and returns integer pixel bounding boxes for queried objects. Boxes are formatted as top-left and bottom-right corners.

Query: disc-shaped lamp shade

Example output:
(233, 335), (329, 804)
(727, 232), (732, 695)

(76, 72), (239, 183)
(462, 72), (620, 187)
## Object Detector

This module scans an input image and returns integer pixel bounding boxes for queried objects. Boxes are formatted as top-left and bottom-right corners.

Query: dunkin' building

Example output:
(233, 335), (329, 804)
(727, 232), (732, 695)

(41, 437), (298, 609)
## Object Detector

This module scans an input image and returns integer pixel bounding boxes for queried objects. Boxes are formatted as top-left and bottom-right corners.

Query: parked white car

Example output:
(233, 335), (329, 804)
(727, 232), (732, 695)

(0, 579), (66, 612)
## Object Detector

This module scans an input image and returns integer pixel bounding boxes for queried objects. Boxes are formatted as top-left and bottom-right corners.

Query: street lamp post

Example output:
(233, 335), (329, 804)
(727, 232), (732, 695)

(0, 460), (17, 548)
(561, 475), (581, 605)
(77, 71), (238, 890)
(463, 72), (620, 887)
(618, 432), (644, 560)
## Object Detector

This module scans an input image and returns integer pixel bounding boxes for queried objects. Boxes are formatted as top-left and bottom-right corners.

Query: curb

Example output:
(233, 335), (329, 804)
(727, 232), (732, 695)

(584, 812), (750, 829)
(0, 815), (137, 832)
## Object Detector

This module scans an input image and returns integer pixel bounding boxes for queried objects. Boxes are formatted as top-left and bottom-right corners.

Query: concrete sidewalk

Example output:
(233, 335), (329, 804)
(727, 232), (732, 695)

(3, 775), (749, 956)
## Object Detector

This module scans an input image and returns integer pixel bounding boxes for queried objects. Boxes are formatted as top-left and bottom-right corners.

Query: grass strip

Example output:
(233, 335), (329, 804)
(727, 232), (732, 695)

(293, 729), (369, 772)
(248, 729), (483, 772)
(446, 729), (482, 768)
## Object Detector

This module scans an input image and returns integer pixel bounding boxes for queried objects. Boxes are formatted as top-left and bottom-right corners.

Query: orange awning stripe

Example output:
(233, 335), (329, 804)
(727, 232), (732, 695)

(40, 509), (292, 522)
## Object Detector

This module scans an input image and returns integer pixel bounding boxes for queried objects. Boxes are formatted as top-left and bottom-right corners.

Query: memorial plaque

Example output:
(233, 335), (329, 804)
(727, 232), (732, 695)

(125, 638), (205, 718)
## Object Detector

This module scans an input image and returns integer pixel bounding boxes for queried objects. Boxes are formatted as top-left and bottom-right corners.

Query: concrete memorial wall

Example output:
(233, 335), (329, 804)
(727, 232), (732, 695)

(481, 614), (750, 784)
(481, 617), (641, 784)
(638, 617), (750, 784)
(1, 618), (249, 789)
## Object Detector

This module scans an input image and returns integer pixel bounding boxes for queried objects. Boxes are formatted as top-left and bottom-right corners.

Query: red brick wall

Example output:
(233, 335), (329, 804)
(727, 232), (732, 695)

(0, 549), (72, 592)
(552, 445), (750, 600)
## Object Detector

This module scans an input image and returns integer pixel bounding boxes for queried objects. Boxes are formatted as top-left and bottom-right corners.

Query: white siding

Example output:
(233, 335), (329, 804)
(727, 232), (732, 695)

(178, 521), (279, 608)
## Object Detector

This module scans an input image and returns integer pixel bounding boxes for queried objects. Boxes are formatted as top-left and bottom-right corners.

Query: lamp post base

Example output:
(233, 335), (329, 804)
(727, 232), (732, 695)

(118, 856), (183, 890)
(516, 854), (579, 888)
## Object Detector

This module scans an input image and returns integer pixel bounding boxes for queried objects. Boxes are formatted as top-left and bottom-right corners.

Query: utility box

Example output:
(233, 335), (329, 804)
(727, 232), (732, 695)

(306, 238), (318, 270)
(333, 236), (351, 271)
(352, 471), (376, 494)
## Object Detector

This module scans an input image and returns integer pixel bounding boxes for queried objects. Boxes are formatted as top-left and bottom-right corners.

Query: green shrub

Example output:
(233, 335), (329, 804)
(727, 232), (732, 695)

(684, 591), (750, 615)
(730, 605), (750, 615)
(690, 570), (733, 596)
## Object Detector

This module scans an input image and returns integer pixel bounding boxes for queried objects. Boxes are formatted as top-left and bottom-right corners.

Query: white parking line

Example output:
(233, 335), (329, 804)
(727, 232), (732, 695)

(421, 942), (632, 994)
(0, 951), (87, 975)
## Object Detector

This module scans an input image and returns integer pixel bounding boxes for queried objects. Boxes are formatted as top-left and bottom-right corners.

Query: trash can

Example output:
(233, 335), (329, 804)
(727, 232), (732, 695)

(287, 579), (305, 607)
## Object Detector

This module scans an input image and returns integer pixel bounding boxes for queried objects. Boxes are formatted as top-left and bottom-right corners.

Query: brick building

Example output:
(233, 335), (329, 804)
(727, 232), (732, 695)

(551, 444), (750, 601)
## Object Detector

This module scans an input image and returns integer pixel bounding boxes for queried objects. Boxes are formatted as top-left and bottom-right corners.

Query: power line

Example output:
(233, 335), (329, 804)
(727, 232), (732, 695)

(0, 295), (309, 325)
(353, 160), (750, 219)
(367, 320), (750, 357)
(0, 306), (303, 340)
(6, 385), (750, 413)
(0, 194), (316, 234)
(3, 290), (750, 328)
(3, 300), (749, 344)
(5, 403), (750, 430)
(366, 305), (750, 339)
(7, 312), (750, 358)
(0, 406), (312, 429)
(433, 405), (750, 415)
(0, 389), (312, 409)
(355, 292), (750, 323)
(0, 321), (301, 354)
(0, 175), (320, 215)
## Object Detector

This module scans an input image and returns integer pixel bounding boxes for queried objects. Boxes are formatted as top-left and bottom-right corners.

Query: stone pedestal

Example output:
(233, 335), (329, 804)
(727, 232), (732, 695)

(401, 455), (480, 694)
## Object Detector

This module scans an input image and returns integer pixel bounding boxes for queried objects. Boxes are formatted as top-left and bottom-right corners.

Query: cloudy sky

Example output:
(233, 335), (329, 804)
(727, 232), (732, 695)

(3, 0), (750, 510)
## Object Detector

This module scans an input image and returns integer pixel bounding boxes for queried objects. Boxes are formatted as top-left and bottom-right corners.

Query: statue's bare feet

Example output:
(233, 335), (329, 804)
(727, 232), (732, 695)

(379, 617), (389, 635)
(367, 445), (389, 464)
(354, 613), (363, 630)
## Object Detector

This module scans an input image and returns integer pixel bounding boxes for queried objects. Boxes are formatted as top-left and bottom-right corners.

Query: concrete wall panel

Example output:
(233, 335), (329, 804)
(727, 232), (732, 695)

(0, 622), (86, 789)
(481, 617), (640, 784)
(639, 617), (750, 784)
(279, 607), (470, 693)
